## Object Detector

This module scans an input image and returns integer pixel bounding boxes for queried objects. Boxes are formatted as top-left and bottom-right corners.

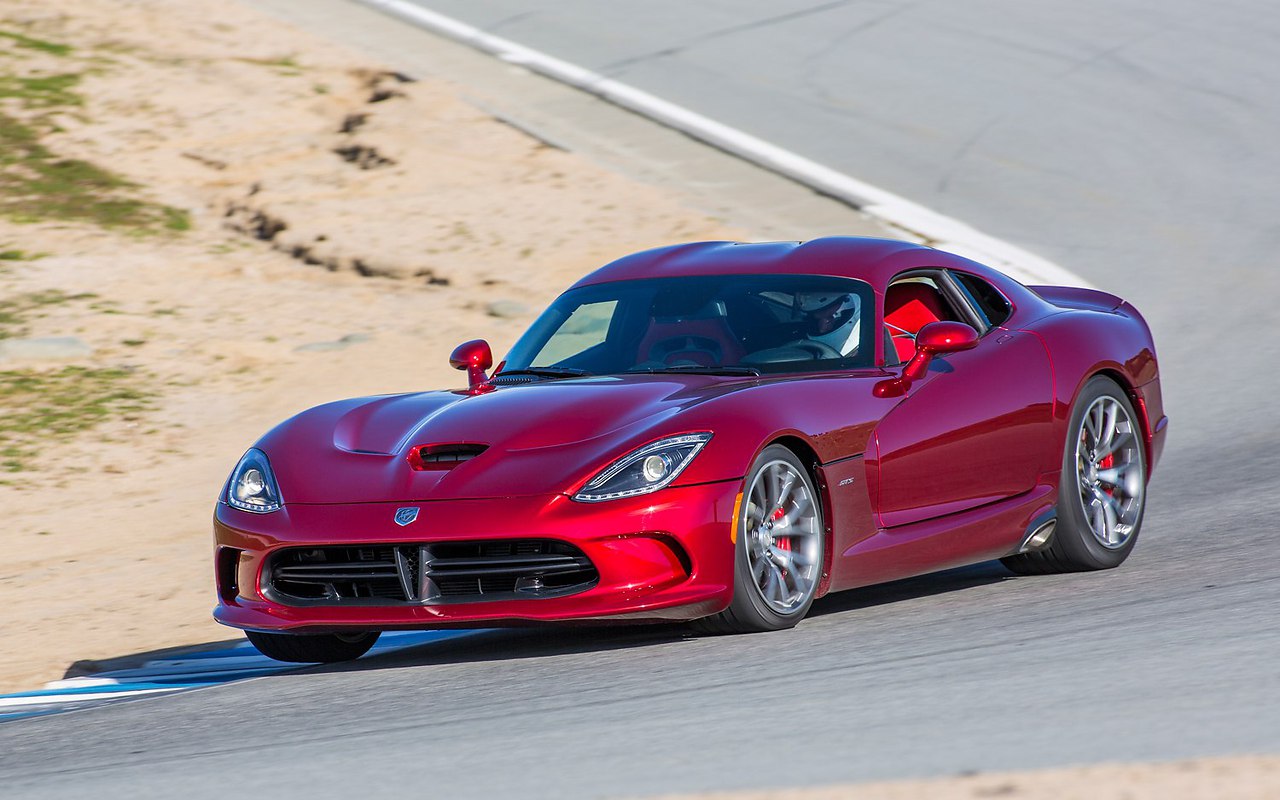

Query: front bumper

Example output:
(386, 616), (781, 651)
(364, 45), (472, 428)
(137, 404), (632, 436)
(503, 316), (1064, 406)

(212, 481), (739, 633)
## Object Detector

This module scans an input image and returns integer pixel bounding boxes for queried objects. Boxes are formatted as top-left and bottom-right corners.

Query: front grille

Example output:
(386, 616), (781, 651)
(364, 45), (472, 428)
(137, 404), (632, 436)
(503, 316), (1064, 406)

(267, 540), (598, 606)
(423, 540), (597, 600)
(271, 546), (406, 602)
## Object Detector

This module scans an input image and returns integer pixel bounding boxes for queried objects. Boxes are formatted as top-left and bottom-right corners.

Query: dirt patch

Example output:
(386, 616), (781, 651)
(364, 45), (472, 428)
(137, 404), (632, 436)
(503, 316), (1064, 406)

(0, 0), (740, 694)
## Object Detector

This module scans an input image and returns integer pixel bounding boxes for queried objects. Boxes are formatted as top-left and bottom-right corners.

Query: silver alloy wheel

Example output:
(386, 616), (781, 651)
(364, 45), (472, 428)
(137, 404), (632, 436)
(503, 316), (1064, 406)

(743, 459), (822, 614)
(1075, 395), (1145, 549)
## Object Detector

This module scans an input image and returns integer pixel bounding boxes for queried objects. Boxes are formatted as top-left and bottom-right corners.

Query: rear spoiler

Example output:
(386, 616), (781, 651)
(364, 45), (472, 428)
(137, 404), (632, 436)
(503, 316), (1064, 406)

(1027, 285), (1124, 313)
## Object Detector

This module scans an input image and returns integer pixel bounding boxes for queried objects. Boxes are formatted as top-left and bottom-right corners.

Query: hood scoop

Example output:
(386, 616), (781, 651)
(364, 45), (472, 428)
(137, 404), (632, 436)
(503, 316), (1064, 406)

(407, 442), (489, 471)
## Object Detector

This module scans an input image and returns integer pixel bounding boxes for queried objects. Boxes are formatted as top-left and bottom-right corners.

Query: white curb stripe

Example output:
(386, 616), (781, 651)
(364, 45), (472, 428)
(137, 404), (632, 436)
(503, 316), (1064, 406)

(0, 687), (182, 710)
(355, 0), (1089, 289)
(0, 630), (482, 722)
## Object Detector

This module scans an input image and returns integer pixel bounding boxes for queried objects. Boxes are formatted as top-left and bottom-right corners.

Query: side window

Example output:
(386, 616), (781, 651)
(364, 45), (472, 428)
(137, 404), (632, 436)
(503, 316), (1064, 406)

(883, 275), (965, 365)
(531, 300), (618, 366)
(951, 272), (1012, 327)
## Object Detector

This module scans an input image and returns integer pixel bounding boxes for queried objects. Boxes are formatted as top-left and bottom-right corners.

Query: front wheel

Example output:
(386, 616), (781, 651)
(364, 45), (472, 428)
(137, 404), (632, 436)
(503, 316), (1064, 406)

(697, 445), (825, 633)
(1002, 375), (1147, 575)
(245, 630), (380, 663)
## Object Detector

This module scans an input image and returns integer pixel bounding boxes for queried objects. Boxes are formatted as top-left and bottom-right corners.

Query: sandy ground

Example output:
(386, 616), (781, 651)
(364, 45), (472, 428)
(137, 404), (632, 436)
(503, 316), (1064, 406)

(0, 0), (740, 694)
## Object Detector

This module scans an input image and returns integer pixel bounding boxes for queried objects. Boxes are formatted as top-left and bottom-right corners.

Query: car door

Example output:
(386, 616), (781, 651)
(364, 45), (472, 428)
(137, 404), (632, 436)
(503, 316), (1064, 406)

(871, 272), (1054, 528)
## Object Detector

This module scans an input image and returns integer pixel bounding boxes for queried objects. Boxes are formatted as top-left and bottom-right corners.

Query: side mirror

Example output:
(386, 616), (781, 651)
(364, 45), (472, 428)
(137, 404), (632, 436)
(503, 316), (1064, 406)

(450, 339), (495, 395)
(876, 321), (978, 397)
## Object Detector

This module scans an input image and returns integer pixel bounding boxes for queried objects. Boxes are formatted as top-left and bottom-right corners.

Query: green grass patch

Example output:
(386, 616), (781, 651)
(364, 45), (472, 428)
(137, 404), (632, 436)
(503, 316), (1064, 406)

(0, 289), (96, 338)
(161, 206), (190, 231)
(0, 304), (22, 334)
(0, 111), (188, 230)
(0, 31), (72, 57)
(237, 54), (303, 77)
(0, 366), (154, 471)
(0, 72), (81, 107)
(24, 289), (96, 306)
(238, 54), (301, 69)
(0, 58), (190, 231)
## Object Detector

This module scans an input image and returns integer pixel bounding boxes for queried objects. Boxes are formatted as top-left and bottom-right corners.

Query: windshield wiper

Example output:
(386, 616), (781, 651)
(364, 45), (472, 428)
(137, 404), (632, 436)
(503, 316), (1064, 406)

(493, 367), (592, 380)
(628, 365), (761, 377)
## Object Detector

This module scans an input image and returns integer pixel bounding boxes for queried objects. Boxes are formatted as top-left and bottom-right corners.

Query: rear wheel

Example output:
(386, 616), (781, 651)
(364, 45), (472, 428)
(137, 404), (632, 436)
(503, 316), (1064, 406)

(697, 445), (825, 633)
(1002, 376), (1146, 574)
(245, 630), (380, 663)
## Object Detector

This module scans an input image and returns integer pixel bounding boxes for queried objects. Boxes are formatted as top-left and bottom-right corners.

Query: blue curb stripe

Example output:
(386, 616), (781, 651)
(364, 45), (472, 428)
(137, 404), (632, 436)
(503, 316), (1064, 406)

(0, 629), (484, 722)
(0, 682), (188, 699)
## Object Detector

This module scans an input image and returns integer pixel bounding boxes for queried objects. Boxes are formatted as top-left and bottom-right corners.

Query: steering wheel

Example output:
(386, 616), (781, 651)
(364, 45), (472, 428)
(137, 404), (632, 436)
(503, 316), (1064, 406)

(781, 339), (842, 360)
(647, 335), (724, 366)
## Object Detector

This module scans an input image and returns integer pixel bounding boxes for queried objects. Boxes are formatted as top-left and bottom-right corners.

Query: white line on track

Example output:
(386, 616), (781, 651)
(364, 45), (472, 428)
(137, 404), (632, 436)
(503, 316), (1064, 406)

(355, 0), (1090, 289)
(0, 630), (479, 723)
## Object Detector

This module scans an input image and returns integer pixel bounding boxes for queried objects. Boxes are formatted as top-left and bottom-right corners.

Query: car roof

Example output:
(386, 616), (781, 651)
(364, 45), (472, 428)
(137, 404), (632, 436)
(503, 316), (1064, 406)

(569, 237), (1007, 292)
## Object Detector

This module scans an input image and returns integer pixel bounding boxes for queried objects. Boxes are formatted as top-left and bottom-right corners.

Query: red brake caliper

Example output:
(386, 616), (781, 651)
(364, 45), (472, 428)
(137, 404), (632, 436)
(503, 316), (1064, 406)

(1099, 453), (1115, 496)
(771, 507), (791, 573)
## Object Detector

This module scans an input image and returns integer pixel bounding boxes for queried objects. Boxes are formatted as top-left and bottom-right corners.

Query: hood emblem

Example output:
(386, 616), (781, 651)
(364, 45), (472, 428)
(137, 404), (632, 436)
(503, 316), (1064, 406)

(394, 507), (420, 527)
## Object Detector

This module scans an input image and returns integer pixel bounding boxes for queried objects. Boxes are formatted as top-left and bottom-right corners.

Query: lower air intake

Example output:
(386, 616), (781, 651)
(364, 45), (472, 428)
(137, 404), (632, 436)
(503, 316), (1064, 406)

(422, 540), (597, 602)
(267, 540), (597, 606)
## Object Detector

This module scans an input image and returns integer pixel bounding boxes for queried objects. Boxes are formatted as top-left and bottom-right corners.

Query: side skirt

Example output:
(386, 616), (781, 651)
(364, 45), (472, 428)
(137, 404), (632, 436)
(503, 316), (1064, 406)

(829, 483), (1057, 592)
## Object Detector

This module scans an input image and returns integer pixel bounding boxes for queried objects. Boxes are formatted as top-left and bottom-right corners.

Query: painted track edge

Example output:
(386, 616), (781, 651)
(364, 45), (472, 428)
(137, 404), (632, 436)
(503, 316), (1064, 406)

(352, 0), (1090, 289)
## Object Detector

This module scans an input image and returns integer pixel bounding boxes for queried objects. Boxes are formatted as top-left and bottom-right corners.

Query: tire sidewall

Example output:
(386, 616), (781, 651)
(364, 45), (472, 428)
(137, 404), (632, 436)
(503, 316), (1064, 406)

(728, 445), (824, 631)
(1056, 376), (1146, 568)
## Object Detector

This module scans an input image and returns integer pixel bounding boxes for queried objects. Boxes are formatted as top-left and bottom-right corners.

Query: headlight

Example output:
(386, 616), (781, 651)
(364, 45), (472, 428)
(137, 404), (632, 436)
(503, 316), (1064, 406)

(226, 447), (282, 513)
(573, 433), (712, 503)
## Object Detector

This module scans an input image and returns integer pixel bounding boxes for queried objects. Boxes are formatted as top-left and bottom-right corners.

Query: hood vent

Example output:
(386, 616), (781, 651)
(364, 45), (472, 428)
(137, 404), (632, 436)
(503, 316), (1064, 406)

(407, 442), (488, 471)
(490, 373), (538, 386)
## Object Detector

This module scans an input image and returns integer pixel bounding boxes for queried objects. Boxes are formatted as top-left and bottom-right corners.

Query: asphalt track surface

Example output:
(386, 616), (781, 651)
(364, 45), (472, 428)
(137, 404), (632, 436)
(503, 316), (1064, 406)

(3, 3), (1279, 798)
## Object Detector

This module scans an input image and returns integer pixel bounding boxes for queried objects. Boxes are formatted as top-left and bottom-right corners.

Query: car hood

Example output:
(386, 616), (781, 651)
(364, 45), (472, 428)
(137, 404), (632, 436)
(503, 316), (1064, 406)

(256, 376), (749, 504)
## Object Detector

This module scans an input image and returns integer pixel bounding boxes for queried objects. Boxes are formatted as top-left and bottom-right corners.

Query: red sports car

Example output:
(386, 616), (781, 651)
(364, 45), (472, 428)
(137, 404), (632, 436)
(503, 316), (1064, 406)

(214, 237), (1166, 662)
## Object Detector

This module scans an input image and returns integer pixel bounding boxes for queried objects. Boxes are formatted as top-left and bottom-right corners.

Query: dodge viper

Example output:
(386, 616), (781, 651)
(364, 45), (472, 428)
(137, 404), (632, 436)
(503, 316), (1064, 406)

(213, 237), (1166, 662)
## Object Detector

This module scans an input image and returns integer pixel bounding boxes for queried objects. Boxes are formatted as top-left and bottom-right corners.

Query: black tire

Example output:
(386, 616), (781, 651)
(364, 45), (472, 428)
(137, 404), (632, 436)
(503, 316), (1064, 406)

(696, 445), (825, 633)
(1002, 375), (1146, 575)
(245, 630), (380, 663)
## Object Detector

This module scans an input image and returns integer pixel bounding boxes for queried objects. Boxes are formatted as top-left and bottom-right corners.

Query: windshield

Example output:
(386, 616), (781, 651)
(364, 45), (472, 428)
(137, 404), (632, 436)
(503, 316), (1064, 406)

(501, 274), (876, 377)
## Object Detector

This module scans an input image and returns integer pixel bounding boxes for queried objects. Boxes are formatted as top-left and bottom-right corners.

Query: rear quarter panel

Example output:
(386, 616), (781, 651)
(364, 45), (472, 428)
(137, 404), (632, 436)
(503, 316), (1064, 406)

(1020, 299), (1164, 477)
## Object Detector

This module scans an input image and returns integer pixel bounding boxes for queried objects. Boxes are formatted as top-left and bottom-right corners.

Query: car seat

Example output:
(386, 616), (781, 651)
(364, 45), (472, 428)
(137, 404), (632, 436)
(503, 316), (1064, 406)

(884, 283), (948, 362)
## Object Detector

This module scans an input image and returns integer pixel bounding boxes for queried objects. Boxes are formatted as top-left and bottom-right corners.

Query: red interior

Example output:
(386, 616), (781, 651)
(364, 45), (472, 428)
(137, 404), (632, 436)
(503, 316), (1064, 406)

(884, 283), (949, 362)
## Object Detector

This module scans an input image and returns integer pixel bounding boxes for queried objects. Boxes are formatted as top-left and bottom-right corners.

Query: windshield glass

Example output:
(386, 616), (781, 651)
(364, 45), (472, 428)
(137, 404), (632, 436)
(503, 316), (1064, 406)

(501, 274), (876, 376)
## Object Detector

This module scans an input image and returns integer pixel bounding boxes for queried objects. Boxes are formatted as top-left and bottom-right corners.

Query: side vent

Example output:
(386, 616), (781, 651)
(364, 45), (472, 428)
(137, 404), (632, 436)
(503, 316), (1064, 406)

(216, 547), (242, 603)
(407, 442), (488, 471)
